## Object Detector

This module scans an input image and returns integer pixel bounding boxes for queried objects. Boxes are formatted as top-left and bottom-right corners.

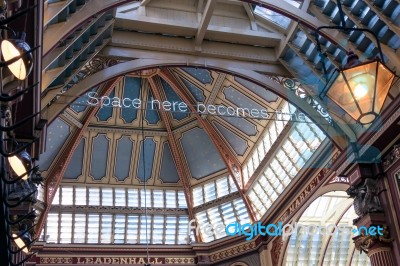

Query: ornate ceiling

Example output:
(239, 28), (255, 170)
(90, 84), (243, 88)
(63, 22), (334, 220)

(35, 0), (400, 252)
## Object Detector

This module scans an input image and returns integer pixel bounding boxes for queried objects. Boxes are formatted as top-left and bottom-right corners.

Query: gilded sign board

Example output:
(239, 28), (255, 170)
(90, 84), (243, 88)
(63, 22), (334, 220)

(38, 257), (196, 264)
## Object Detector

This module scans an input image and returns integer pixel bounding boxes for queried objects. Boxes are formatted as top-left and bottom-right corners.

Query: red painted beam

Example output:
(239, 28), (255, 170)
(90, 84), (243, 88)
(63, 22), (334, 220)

(158, 69), (257, 222)
(147, 76), (198, 242)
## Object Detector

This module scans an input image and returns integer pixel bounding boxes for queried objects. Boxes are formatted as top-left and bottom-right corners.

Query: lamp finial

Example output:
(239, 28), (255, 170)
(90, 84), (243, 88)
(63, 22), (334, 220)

(345, 50), (360, 68)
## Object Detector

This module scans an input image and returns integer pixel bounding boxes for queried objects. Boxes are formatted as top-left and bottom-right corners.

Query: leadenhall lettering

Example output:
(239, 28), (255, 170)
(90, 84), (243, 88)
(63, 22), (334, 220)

(76, 257), (162, 264)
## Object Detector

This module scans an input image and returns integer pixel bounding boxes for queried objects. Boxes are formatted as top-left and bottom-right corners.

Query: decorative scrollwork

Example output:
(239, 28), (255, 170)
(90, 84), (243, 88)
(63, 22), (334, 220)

(266, 75), (333, 124)
(353, 225), (393, 254)
(383, 144), (400, 171)
(62, 56), (123, 93)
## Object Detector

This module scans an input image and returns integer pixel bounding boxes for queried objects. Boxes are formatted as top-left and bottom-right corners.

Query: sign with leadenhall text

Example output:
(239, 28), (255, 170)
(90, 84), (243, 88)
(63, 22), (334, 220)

(38, 256), (196, 264)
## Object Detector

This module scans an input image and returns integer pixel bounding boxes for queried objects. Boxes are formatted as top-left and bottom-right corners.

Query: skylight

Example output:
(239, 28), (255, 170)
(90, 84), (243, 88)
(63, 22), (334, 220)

(247, 107), (326, 219)
(254, 0), (301, 29)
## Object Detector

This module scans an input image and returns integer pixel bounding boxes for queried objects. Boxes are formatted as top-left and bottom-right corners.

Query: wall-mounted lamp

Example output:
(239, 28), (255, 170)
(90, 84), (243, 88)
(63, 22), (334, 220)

(0, 2), (42, 265)
(8, 151), (32, 180)
(0, 28), (35, 80)
(317, 0), (398, 125)
(12, 231), (31, 254)
(1, 32), (33, 80)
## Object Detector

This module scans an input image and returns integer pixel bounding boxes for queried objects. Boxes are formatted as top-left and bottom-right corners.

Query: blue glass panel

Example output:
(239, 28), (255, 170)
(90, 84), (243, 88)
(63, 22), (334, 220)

(181, 67), (213, 84)
(159, 143), (180, 183)
(70, 93), (88, 113)
(181, 78), (205, 102)
(214, 122), (248, 156)
(219, 111), (257, 136)
(234, 77), (279, 103)
(223, 86), (265, 111)
(115, 136), (134, 181)
(96, 90), (115, 121)
(181, 127), (225, 179)
(90, 134), (109, 180)
(64, 138), (85, 179)
(38, 118), (70, 171)
(145, 91), (160, 124)
(121, 77), (141, 123)
(137, 138), (156, 182)
(160, 79), (189, 120)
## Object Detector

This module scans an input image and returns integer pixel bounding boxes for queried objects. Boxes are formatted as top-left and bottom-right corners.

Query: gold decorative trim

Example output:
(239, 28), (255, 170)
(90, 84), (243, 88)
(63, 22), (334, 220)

(209, 241), (257, 262)
(165, 258), (195, 264)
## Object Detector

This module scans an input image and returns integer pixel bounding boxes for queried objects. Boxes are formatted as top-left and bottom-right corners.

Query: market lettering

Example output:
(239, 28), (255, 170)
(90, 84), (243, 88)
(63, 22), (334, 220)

(75, 257), (162, 264)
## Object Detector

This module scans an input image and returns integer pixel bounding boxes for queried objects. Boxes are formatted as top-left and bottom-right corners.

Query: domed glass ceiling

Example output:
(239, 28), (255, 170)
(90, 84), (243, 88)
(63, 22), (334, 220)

(38, 68), (326, 244)
(37, 0), (399, 258)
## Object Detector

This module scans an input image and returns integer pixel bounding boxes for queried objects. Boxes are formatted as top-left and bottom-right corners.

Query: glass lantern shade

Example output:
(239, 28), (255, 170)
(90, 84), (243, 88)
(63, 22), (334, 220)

(325, 59), (396, 125)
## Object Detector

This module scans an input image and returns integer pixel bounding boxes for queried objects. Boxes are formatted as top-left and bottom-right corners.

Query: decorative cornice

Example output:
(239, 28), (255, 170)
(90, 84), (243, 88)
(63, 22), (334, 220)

(353, 225), (393, 254)
(271, 237), (283, 266)
(209, 241), (257, 263)
(87, 125), (168, 136)
(383, 144), (400, 171)
(165, 258), (196, 264)
(50, 205), (188, 215)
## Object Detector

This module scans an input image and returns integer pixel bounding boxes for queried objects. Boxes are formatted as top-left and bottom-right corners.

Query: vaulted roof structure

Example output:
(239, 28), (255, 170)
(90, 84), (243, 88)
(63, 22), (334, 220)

(19, 0), (400, 264)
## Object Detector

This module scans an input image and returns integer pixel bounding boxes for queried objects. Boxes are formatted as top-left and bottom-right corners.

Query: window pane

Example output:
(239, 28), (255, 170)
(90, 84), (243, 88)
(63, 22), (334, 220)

(114, 214), (126, 244)
(61, 186), (73, 205)
(74, 214), (86, 243)
(140, 189), (152, 208)
(101, 214), (112, 243)
(46, 213), (59, 243)
(153, 190), (164, 208)
(75, 187), (86, 205)
(126, 215), (139, 244)
(165, 190), (176, 208)
(114, 188), (126, 207)
(102, 188), (113, 206)
(87, 214), (99, 243)
(60, 213), (72, 243)
(127, 188), (138, 207)
(88, 187), (100, 205)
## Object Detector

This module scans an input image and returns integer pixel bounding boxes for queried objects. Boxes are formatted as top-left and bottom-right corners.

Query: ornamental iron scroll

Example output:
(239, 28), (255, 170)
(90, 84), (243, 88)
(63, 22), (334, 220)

(267, 75), (333, 125)
(62, 56), (123, 93)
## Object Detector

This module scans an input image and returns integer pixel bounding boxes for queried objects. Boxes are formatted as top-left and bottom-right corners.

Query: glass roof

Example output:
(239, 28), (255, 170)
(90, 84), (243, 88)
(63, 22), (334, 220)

(254, 0), (301, 29)
(35, 3), (397, 265)
(283, 192), (371, 266)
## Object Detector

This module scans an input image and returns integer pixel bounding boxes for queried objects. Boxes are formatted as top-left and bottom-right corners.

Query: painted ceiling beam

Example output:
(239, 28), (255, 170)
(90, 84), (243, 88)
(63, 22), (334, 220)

(43, 0), (134, 55)
(44, 0), (344, 58)
(114, 13), (282, 47)
(109, 31), (281, 63)
(147, 75), (196, 225)
(297, 24), (341, 69)
(43, 0), (74, 27)
(341, 5), (400, 72)
(43, 16), (100, 71)
(242, 2), (257, 30)
(42, 19), (114, 90)
(286, 42), (326, 82)
(195, 0), (217, 47)
(362, 1), (400, 38)
(308, 4), (364, 60)
(158, 69), (258, 222)
(36, 78), (121, 235)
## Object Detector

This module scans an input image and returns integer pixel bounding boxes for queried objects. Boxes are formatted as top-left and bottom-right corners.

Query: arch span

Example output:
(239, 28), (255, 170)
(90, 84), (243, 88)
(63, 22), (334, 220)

(42, 58), (354, 150)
